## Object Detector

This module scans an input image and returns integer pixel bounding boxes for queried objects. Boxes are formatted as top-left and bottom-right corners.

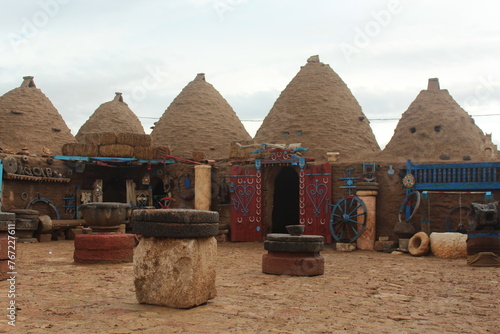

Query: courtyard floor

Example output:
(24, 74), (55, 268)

(1, 240), (499, 333)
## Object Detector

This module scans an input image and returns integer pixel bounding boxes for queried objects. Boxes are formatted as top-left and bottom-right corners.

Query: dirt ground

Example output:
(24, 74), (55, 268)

(1, 240), (499, 334)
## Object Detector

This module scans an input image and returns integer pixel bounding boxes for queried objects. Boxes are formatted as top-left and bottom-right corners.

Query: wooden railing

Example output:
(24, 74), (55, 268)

(406, 160), (500, 190)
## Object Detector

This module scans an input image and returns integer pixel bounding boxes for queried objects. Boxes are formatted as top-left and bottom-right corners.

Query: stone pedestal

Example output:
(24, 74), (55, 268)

(132, 209), (219, 309)
(356, 190), (378, 250)
(73, 233), (135, 264)
(195, 165), (212, 211)
(262, 233), (324, 276)
(134, 237), (217, 308)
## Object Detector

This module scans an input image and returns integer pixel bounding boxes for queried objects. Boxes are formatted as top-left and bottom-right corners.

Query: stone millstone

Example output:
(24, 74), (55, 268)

(73, 233), (135, 264)
(265, 233), (324, 243)
(430, 232), (467, 258)
(264, 240), (324, 253)
(262, 251), (324, 276)
(6, 209), (39, 216)
(13, 218), (39, 230)
(132, 222), (218, 238)
(134, 236), (217, 309)
(0, 212), (15, 221)
(0, 221), (15, 232)
(132, 209), (219, 238)
(132, 209), (219, 223)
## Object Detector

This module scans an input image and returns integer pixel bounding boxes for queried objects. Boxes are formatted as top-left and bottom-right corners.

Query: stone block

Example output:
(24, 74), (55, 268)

(134, 236), (217, 309)
(65, 228), (83, 240)
(215, 233), (228, 243)
(336, 242), (357, 252)
(430, 232), (467, 258)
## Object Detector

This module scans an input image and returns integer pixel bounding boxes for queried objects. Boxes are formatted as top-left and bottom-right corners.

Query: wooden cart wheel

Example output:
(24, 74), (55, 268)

(330, 196), (367, 243)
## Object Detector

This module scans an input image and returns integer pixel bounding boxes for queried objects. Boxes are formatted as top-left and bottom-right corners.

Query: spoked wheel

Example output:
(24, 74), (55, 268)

(330, 196), (367, 243)
(445, 206), (472, 233)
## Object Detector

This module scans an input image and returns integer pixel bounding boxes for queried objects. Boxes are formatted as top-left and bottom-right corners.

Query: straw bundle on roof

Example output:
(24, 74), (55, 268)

(62, 143), (99, 157)
(229, 141), (258, 160)
(117, 133), (152, 147)
(79, 132), (117, 146)
(192, 151), (206, 161)
(99, 144), (134, 158)
(133, 146), (153, 160)
(153, 146), (171, 160)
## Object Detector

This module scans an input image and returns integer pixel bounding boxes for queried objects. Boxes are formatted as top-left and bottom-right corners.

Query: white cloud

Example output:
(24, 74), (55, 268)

(1, 0), (500, 148)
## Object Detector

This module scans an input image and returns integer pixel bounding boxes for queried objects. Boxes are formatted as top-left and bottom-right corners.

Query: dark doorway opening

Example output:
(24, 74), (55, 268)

(103, 177), (126, 203)
(272, 166), (299, 233)
(151, 177), (166, 208)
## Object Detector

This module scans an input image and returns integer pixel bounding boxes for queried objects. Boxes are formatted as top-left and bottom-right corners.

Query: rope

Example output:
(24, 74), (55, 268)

(459, 192), (462, 227)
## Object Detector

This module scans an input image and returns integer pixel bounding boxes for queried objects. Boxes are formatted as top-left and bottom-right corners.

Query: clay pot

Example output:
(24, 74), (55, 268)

(286, 225), (305, 236)
(79, 202), (131, 232)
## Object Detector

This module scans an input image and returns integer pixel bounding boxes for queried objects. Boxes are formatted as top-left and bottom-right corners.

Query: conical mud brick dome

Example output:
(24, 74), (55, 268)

(76, 92), (145, 140)
(151, 73), (251, 160)
(381, 78), (494, 161)
(0, 76), (76, 155)
(253, 55), (380, 162)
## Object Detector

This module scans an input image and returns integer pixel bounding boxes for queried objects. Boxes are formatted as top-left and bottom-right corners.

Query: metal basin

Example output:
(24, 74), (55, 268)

(79, 202), (131, 232)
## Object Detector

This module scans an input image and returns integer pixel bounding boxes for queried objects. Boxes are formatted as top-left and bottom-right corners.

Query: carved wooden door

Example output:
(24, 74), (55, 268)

(230, 165), (262, 241)
(299, 163), (332, 243)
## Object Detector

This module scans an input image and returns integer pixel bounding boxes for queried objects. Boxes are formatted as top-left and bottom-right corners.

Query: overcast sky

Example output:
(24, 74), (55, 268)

(1, 0), (500, 149)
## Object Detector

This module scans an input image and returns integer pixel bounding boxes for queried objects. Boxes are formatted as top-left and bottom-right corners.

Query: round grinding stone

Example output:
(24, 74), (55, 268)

(264, 240), (324, 253)
(132, 221), (219, 238)
(133, 209), (219, 224)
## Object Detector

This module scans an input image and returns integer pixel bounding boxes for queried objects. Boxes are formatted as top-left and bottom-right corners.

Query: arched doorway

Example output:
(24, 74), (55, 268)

(272, 166), (299, 233)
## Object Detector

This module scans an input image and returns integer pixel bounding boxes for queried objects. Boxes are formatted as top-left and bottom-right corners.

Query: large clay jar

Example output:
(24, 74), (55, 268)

(79, 202), (131, 232)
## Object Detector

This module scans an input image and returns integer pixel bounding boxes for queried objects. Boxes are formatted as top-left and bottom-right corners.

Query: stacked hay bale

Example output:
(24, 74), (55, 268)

(63, 132), (160, 159)
(63, 133), (171, 160)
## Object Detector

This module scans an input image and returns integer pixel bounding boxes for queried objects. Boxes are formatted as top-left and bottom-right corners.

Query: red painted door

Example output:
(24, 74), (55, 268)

(230, 165), (262, 241)
(299, 163), (332, 243)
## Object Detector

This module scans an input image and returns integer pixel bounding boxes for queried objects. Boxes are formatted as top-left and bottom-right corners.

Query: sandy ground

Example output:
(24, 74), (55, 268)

(1, 240), (499, 334)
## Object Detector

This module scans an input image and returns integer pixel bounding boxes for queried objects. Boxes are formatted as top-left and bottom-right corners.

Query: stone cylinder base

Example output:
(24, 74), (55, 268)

(262, 251), (324, 276)
(134, 236), (217, 309)
(73, 233), (135, 264)
(430, 232), (467, 258)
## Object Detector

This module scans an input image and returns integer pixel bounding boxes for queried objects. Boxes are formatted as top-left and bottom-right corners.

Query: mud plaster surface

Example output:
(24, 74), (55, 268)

(151, 75), (251, 160)
(1, 240), (498, 333)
